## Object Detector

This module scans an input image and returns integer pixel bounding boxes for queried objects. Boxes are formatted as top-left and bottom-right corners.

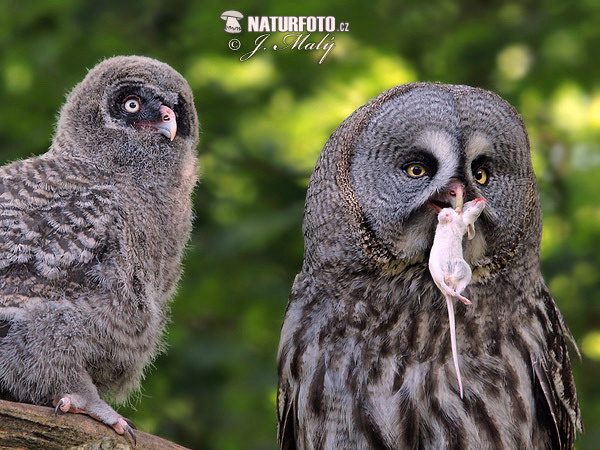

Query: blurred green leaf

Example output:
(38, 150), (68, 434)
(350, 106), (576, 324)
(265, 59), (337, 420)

(1, 1), (599, 448)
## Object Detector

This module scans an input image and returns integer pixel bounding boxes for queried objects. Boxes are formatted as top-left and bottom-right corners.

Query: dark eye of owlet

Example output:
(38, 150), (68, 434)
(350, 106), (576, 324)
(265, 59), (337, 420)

(123, 96), (141, 113)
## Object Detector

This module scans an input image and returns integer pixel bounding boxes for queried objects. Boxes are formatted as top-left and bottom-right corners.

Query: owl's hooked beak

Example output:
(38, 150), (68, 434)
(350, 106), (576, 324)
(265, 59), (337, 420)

(138, 105), (177, 141)
(429, 179), (466, 212)
(447, 179), (465, 210)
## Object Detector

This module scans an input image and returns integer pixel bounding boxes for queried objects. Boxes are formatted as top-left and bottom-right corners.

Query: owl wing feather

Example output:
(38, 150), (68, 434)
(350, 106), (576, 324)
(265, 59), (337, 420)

(0, 157), (117, 309)
(278, 274), (309, 450)
(532, 357), (564, 449)
(531, 288), (582, 450)
(277, 382), (298, 450)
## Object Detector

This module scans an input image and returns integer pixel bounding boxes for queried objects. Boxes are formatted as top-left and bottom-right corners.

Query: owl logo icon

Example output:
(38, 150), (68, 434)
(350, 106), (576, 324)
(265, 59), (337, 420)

(220, 11), (243, 34)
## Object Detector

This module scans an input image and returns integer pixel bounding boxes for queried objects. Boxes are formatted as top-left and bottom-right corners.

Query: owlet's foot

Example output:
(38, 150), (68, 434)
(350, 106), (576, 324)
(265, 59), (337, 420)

(53, 394), (136, 443)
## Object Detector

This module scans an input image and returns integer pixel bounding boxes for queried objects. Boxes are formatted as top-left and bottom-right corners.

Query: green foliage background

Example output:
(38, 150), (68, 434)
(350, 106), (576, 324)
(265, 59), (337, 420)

(1, 1), (599, 448)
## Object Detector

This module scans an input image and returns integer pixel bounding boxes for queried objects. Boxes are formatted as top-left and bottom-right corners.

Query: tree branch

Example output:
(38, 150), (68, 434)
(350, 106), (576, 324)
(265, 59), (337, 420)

(0, 399), (187, 449)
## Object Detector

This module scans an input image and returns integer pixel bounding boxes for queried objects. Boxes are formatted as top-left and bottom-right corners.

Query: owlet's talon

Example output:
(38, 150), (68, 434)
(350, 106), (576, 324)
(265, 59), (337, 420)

(112, 417), (137, 445)
(125, 424), (137, 445)
(124, 417), (137, 430)
(53, 398), (65, 416)
(53, 396), (73, 415)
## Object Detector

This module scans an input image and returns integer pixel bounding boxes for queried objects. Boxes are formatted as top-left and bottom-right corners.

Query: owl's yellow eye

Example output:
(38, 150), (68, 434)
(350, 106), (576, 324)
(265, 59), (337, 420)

(404, 163), (427, 178)
(123, 96), (141, 113)
(474, 167), (489, 185)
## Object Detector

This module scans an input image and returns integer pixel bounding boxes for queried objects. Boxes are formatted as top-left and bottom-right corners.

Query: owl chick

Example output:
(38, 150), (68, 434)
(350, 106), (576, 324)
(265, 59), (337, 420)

(278, 83), (581, 449)
(0, 56), (198, 438)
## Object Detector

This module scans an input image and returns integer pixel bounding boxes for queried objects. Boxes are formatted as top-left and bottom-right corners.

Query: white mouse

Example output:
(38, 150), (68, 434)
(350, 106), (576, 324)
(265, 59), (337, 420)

(428, 198), (486, 398)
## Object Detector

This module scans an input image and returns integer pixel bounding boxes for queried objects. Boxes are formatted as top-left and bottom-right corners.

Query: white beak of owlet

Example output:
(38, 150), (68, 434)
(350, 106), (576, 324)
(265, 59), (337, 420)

(150, 105), (177, 141)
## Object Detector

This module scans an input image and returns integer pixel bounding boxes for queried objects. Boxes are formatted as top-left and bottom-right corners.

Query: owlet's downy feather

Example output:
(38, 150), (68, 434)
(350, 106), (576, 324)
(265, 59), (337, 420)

(0, 56), (198, 439)
(278, 83), (581, 449)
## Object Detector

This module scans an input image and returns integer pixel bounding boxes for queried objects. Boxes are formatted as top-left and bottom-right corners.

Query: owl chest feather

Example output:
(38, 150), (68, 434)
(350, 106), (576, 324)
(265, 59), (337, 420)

(113, 175), (194, 292)
(280, 272), (556, 450)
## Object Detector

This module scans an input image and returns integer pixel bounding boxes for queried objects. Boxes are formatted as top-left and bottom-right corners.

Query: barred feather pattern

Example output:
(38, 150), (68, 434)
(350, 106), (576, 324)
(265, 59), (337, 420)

(0, 152), (195, 404)
(278, 264), (580, 449)
(277, 83), (581, 450)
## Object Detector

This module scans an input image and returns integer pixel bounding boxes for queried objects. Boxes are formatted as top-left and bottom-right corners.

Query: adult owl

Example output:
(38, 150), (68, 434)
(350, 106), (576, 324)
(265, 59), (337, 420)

(0, 56), (198, 439)
(277, 83), (581, 449)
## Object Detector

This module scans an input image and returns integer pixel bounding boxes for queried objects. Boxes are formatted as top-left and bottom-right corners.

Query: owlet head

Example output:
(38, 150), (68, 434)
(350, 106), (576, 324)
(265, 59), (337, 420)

(53, 56), (198, 166)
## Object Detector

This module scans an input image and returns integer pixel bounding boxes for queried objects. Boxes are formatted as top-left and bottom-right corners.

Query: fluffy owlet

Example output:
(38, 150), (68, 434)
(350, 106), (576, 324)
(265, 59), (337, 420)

(0, 56), (198, 438)
(277, 83), (581, 449)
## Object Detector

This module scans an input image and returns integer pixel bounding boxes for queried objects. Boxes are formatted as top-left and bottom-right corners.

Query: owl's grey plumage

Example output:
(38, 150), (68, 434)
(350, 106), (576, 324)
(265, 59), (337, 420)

(0, 56), (198, 436)
(277, 83), (581, 449)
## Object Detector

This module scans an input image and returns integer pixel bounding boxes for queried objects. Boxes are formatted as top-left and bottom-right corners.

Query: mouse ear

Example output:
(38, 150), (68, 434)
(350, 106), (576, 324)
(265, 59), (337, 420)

(467, 223), (475, 240)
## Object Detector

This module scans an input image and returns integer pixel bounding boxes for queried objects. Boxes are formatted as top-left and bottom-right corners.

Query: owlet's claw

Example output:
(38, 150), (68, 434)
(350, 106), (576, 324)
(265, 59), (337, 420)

(53, 395), (86, 414)
(125, 423), (137, 445)
(124, 417), (137, 429)
(53, 398), (66, 415)
(113, 417), (137, 444)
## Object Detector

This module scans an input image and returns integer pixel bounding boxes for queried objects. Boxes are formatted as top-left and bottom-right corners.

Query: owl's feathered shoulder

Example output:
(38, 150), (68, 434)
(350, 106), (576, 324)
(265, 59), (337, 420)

(0, 154), (119, 290)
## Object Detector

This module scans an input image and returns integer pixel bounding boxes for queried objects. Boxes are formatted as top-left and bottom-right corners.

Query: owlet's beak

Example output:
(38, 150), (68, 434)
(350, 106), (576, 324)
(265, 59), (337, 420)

(147, 105), (177, 141)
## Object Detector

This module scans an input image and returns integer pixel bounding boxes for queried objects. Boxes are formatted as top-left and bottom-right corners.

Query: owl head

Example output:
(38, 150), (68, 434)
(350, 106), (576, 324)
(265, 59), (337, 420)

(304, 83), (540, 278)
(53, 56), (198, 170)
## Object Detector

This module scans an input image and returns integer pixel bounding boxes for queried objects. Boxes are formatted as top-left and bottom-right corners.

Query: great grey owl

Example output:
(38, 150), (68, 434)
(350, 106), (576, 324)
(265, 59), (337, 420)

(0, 56), (198, 438)
(277, 83), (581, 449)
